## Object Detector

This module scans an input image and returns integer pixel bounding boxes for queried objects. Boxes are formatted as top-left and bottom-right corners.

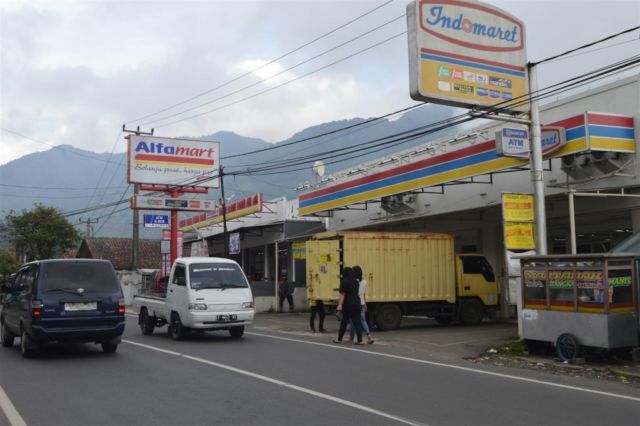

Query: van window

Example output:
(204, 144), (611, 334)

(40, 262), (119, 293)
(461, 256), (495, 282)
(173, 265), (186, 286)
(189, 263), (248, 290)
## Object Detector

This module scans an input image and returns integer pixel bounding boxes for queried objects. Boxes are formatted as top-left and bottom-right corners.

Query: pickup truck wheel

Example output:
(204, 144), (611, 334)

(20, 329), (37, 358)
(459, 299), (484, 325)
(375, 304), (402, 331)
(169, 313), (187, 340)
(101, 342), (118, 353)
(229, 326), (244, 338)
(1, 319), (15, 347)
(139, 309), (155, 336)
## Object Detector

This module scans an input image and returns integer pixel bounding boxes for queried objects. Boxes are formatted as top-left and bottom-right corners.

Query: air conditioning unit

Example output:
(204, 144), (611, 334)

(560, 154), (592, 178)
(591, 151), (627, 173)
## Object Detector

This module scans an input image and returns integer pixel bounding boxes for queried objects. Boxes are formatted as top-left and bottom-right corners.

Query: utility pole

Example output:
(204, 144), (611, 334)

(79, 217), (99, 238)
(219, 166), (229, 257)
(133, 183), (139, 269)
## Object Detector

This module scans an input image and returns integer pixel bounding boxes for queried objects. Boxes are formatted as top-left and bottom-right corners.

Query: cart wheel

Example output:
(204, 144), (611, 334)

(556, 333), (579, 362)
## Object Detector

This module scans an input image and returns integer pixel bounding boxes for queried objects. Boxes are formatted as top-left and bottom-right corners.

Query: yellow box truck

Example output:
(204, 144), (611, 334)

(306, 231), (499, 330)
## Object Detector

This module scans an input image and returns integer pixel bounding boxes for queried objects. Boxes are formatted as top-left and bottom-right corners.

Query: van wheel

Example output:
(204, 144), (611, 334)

(101, 342), (118, 353)
(375, 304), (402, 331)
(20, 329), (37, 358)
(169, 313), (187, 340)
(1, 319), (15, 347)
(229, 326), (244, 338)
(139, 308), (155, 336)
(459, 299), (484, 325)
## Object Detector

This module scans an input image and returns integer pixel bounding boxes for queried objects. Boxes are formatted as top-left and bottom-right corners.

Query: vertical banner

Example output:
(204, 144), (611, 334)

(229, 232), (240, 255)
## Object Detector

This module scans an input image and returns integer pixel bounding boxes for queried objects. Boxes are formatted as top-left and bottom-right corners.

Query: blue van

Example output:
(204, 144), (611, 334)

(1, 259), (126, 357)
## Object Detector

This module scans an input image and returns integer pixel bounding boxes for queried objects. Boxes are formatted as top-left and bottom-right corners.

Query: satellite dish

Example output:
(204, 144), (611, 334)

(312, 160), (325, 177)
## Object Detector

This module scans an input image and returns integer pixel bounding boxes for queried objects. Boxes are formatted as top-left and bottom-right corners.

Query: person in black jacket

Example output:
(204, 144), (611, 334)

(333, 267), (365, 345)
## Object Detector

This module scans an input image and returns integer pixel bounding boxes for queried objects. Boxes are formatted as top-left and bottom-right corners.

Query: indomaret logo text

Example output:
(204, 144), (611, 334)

(419, 0), (524, 52)
(134, 140), (216, 168)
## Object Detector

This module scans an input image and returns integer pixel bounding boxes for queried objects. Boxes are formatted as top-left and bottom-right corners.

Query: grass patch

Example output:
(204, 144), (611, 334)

(487, 340), (528, 356)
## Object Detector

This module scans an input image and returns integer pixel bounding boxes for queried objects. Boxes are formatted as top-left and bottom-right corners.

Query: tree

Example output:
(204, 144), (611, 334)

(0, 249), (19, 278)
(1, 204), (81, 261)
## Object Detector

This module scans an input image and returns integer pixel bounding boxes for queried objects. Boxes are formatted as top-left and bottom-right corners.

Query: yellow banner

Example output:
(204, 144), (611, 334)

(504, 222), (536, 250)
(502, 193), (534, 222)
(292, 242), (306, 260)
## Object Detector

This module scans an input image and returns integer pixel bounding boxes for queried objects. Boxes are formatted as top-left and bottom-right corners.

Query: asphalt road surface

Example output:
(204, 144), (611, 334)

(1, 314), (639, 426)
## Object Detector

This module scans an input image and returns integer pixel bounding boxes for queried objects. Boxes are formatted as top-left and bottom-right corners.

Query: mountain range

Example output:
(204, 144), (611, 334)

(0, 104), (457, 238)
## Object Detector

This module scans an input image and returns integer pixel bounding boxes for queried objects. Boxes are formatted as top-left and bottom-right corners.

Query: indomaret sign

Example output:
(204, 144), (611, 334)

(128, 135), (220, 188)
(407, 0), (528, 112)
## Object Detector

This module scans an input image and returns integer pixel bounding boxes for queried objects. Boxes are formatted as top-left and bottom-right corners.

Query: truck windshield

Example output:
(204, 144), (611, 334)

(189, 263), (248, 290)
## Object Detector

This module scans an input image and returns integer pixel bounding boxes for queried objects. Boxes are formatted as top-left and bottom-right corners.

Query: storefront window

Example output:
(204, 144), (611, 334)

(549, 270), (575, 311)
(608, 268), (633, 313)
(523, 270), (547, 309)
(576, 269), (605, 313)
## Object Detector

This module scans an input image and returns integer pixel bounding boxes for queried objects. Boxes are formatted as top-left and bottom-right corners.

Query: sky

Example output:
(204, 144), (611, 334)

(1, 0), (639, 166)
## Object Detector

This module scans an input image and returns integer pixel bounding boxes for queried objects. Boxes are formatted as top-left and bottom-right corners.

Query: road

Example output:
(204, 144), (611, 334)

(1, 314), (639, 426)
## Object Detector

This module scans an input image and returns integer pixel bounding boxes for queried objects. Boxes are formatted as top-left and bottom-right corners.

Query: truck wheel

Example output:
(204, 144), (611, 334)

(139, 308), (155, 336)
(1, 318), (15, 347)
(20, 329), (37, 358)
(169, 313), (187, 341)
(375, 304), (402, 331)
(229, 326), (244, 338)
(459, 299), (484, 325)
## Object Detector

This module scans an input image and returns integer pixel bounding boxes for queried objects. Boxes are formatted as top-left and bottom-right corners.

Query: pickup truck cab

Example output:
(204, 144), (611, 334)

(133, 257), (254, 340)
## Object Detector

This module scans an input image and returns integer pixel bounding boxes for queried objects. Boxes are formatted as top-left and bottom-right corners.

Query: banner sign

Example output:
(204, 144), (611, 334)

(502, 193), (534, 222)
(132, 195), (216, 212)
(144, 214), (169, 228)
(407, 0), (528, 112)
(504, 222), (535, 250)
(128, 135), (220, 188)
(179, 193), (263, 231)
(229, 232), (240, 255)
(292, 242), (306, 260)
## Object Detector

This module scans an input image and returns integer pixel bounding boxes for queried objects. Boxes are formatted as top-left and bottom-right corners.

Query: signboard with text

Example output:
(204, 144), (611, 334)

(132, 195), (216, 212)
(143, 214), (170, 228)
(502, 192), (535, 250)
(128, 135), (220, 188)
(407, 0), (528, 112)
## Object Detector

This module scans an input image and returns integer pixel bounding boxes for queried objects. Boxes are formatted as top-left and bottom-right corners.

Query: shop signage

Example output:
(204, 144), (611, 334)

(128, 135), (220, 188)
(178, 193), (263, 231)
(143, 214), (169, 228)
(504, 222), (535, 250)
(132, 195), (216, 212)
(407, 0), (528, 111)
(292, 242), (306, 260)
(495, 128), (529, 158)
(229, 232), (240, 255)
(540, 126), (566, 156)
(502, 193), (534, 222)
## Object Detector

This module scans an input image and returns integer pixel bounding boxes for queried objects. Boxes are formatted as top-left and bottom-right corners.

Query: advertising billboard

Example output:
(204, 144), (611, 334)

(143, 214), (170, 228)
(131, 195), (217, 212)
(128, 135), (220, 188)
(407, 0), (528, 112)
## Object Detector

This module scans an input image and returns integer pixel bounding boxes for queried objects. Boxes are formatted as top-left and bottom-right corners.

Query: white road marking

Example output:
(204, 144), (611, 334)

(246, 332), (640, 403)
(123, 339), (428, 426)
(0, 384), (27, 426)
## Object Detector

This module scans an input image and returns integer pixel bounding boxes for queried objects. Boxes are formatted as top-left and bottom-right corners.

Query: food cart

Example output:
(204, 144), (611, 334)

(520, 254), (639, 361)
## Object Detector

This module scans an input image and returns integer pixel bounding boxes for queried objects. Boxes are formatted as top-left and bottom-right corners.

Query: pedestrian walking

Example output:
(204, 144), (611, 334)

(349, 265), (374, 344)
(333, 267), (365, 345)
(278, 275), (294, 311)
(309, 299), (326, 333)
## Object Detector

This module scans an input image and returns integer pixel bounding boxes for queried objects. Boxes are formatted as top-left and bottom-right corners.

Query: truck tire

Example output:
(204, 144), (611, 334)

(459, 299), (484, 325)
(169, 313), (188, 341)
(139, 308), (155, 336)
(1, 318), (15, 347)
(229, 326), (244, 338)
(375, 304), (402, 331)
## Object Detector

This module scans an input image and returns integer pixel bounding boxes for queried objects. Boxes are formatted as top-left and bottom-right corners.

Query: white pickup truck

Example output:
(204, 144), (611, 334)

(133, 257), (255, 340)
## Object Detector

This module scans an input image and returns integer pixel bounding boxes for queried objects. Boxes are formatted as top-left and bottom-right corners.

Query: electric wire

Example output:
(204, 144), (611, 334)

(126, 0), (395, 124)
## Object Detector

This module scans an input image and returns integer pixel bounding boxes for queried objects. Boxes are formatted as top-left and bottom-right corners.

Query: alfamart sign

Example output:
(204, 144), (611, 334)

(128, 135), (220, 188)
(407, 0), (528, 112)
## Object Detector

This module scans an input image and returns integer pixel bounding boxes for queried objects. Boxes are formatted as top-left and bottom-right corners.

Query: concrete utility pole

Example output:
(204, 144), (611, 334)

(219, 166), (229, 257)
(133, 183), (139, 269)
(79, 217), (99, 238)
(527, 64), (548, 255)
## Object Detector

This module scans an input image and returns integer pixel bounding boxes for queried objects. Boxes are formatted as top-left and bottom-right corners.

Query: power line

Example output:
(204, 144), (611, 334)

(0, 183), (127, 191)
(126, 0), (395, 124)
(141, 14), (405, 127)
